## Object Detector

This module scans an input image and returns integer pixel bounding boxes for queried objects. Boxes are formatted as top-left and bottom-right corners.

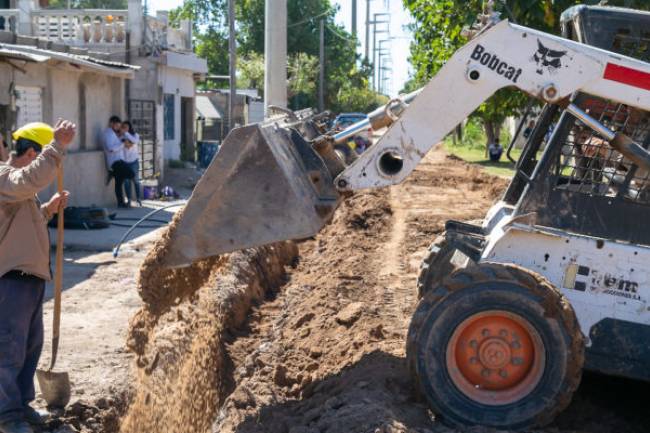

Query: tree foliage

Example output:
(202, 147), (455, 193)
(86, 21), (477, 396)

(171, 0), (382, 112)
(403, 0), (650, 142)
(238, 52), (320, 104)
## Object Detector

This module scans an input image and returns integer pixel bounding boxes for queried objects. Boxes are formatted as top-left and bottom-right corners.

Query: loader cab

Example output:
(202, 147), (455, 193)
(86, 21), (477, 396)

(504, 5), (650, 246)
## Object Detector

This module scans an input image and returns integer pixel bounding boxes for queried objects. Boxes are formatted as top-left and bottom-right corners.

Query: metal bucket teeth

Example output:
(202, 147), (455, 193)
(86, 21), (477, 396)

(162, 123), (341, 268)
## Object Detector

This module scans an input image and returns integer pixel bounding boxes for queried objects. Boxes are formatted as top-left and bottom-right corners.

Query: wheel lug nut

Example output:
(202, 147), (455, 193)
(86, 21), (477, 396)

(499, 370), (508, 378)
(469, 340), (478, 349)
(499, 329), (508, 337)
(511, 341), (521, 349)
(469, 357), (478, 364)
(481, 369), (490, 377)
(512, 357), (523, 366)
(481, 328), (490, 337)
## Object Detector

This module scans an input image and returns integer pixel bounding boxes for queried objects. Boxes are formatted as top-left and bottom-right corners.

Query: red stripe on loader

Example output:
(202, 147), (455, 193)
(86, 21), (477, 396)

(604, 63), (650, 91)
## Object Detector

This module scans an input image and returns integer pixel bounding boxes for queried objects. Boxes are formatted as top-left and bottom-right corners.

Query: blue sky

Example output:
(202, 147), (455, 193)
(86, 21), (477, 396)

(331, 0), (413, 96)
(149, 0), (413, 96)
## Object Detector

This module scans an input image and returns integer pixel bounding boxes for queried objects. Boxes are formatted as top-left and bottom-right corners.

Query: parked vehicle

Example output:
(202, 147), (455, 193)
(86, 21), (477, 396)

(331, 113), (373, 163)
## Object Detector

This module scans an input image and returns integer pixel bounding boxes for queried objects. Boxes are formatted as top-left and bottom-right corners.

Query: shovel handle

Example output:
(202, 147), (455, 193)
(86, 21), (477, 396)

(50, 166), (64, 370)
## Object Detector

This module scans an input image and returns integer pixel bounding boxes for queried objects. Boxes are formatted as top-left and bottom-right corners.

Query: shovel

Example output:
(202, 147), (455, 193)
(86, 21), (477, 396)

(36, 167), (71, 409)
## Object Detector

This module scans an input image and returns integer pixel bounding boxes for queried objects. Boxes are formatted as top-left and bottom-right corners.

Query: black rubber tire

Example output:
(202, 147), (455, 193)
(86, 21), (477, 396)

(416, 233), (458, 299)
(406, 263), (585, 430)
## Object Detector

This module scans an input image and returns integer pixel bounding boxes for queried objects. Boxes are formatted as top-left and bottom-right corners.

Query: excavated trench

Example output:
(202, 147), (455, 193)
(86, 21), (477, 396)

(41, 152), (650, 433)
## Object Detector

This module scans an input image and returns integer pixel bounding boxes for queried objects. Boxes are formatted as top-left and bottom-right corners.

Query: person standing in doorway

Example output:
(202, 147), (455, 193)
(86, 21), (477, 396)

(121, 121), (141, 207)
(0, 120), (76, 433)
(102, 116), (133, 208)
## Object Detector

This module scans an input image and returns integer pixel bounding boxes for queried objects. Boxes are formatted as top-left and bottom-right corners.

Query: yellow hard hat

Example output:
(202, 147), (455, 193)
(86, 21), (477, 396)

(12, 122), (54, 148)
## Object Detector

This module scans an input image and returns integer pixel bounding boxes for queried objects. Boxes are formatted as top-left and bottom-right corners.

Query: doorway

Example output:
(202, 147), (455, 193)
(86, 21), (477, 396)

(180, 97), (195, 162)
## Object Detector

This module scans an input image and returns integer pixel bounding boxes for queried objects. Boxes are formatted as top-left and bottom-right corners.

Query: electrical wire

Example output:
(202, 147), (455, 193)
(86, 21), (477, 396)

(326, 24), (358, 43)
(288, 9), (332, 28)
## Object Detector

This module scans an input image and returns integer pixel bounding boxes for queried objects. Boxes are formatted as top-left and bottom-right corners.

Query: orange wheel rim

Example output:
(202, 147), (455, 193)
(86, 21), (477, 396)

(446, 310), (545, 405)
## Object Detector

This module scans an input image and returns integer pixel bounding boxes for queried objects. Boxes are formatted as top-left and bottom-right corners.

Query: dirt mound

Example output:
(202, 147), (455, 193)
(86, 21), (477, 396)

(211, 187), (435, 432)
(211, 152), (509, 432)
(118, 211), (298, 433)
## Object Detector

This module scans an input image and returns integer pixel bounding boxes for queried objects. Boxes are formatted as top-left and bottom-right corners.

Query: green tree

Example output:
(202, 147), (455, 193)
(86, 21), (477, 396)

(404, 0), (650, 144)
(239, 52), (265, 91)
(169, 0), (230, 86)
(235, 0), (369, 110)
(238, 52), (320, 108)
(172, 0), (382, 112)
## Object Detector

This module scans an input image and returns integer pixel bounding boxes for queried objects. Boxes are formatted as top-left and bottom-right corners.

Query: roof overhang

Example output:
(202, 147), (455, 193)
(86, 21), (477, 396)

(163, 51), (208, 74)
(0, 43), (139, 79)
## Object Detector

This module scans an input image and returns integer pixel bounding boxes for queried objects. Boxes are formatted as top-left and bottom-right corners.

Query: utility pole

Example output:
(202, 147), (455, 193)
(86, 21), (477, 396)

(371, 13), (389, 91)
(364, 0), (371, 60)
(228, 0), (236, 132)
(264, 0), (288, 117)
(319, 19), (325, 112)
(351, 0), (357, 36)
(376, 38), (391, 92)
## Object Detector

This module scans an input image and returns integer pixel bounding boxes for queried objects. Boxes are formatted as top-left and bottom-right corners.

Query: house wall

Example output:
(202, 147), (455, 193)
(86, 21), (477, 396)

(161, 66), (195, 161)
(1, 61), (126, 206)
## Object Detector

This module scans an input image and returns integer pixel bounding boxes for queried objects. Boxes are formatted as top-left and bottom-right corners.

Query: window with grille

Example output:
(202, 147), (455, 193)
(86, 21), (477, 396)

(15, 86), (43, 127)
(551, 95), (650, 204)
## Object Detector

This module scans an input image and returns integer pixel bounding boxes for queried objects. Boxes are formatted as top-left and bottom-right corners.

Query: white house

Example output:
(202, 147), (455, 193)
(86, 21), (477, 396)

(0, 40), (137, 206)
(0, 0), (208, 206)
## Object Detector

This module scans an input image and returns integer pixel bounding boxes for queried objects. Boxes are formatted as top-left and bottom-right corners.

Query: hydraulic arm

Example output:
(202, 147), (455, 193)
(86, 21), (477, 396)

(161, 18), (650, 268)
(336, 19), (650, 191)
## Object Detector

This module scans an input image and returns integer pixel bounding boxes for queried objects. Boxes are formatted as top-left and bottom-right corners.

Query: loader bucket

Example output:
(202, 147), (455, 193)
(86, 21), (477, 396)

(161, 122), (342, 268)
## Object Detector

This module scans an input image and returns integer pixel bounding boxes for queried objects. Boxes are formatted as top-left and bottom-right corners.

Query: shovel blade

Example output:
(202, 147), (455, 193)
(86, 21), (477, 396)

(162, 123), (341, 268)
(36, 369), (71, 409)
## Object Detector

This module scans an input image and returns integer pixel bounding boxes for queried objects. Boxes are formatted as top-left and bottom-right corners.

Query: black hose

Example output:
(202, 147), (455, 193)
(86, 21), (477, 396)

(111, 217), (171, 224)
(110, 223), (165, 229)
(112, 202), (186, 258)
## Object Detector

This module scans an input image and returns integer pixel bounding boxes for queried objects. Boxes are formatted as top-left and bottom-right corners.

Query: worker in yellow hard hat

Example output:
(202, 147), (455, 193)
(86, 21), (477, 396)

(0, 119), (76, 433)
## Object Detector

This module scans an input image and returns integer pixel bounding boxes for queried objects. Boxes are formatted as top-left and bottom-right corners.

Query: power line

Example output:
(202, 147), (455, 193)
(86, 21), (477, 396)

(326, 24), (357, 42)
(288, 9), (331, 28)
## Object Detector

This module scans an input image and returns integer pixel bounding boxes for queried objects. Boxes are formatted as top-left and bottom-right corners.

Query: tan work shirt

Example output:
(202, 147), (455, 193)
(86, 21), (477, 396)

(0, 142), (65, 281)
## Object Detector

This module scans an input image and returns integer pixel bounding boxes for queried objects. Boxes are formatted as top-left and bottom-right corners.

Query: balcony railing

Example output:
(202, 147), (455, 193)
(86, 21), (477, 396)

(31, 9), (127, 46)
(0, 10), (19, 33)
(6, 8), (191, 51)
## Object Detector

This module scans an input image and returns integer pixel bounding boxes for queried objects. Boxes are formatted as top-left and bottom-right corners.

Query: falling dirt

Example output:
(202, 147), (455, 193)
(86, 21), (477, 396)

(108, 149), (650, 433)
(117, 209), (298, 433)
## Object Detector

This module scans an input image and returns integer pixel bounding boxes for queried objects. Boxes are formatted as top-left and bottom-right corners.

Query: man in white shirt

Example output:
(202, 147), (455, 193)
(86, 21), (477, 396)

(102, 116), (133, 208)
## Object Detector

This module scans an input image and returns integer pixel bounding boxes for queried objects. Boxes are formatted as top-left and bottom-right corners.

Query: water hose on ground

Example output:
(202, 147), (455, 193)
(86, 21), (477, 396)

(112, 202), (186, 258)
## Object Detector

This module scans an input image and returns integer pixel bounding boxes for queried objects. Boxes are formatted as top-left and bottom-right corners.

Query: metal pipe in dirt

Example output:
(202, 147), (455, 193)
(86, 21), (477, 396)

(112, 202), (186, 258)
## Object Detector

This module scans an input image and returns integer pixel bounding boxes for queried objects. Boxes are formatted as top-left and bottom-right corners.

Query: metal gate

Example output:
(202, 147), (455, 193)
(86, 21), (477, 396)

(128, 100), (156, 179)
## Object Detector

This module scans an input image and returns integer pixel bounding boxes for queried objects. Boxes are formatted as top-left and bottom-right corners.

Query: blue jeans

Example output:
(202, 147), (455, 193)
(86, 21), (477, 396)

(0, 276), (44, 423)
(124, 160), (141, 203)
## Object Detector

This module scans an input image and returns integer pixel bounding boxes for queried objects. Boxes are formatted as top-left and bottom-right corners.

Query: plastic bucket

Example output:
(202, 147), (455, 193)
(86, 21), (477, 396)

(142, 186), (156, 200)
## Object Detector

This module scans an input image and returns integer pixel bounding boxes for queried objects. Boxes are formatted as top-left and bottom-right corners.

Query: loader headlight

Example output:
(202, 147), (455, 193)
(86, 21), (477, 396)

(378, 150), (404, 177)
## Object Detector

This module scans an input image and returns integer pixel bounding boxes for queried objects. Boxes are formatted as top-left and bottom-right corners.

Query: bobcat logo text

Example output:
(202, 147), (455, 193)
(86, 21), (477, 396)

(470, 44), (523, 83)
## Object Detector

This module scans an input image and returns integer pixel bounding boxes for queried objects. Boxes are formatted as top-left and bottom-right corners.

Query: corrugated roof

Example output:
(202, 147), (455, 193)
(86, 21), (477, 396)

(196, 95), (222, 119)
(0, 43), (139, 78)
(0, 47), (49, 63)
